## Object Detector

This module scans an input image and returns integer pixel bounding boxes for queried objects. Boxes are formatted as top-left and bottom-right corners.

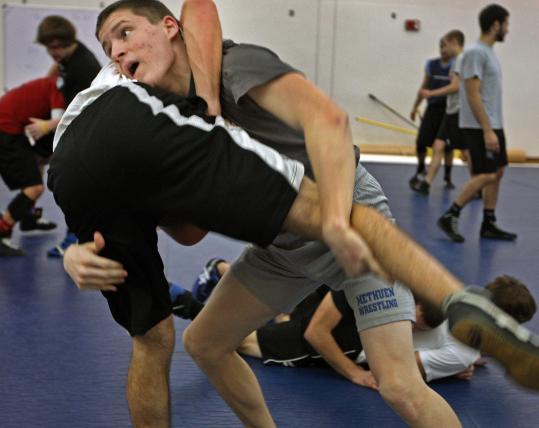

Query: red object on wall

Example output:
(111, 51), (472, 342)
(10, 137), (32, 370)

(405, 19), (421, 32)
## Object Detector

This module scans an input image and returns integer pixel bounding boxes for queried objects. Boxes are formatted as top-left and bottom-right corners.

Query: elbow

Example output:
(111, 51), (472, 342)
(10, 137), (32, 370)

(303, 325), (318, 346)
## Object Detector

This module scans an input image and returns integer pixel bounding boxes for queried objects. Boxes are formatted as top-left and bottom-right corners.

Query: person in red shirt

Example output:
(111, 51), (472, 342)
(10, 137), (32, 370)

(0, 76), (65, 256)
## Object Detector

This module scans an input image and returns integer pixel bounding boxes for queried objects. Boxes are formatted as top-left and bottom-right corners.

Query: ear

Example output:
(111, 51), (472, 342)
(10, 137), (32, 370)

(162, 15), (180, 40)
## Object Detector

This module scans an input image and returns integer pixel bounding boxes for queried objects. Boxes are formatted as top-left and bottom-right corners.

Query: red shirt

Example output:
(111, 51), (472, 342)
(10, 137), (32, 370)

(0, 77), (65, 134)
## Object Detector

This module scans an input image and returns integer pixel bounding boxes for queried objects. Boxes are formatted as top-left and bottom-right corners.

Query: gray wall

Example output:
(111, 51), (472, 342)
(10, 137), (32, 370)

(2, 0), (537, 155)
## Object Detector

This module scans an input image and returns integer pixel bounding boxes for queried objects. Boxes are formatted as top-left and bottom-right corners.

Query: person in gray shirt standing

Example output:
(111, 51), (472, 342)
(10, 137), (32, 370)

(437, 4), (516, 242)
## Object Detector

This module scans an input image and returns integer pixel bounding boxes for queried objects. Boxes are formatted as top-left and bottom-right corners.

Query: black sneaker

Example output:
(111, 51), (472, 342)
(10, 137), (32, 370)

(0, 233), (25, 257)
(437, 213), (465, 242)
(480, 221), (517, 241)
(409, 173), (424, 190)
(444, 288), (539, 390)
(411, 179), (430, 195)
(169, 282), (201, 320)
(444, 179), (456, 190)
(19, 208), (56, 233)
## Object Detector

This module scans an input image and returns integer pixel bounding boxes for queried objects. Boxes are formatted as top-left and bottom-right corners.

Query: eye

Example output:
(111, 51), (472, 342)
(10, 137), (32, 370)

(121, 29), (132, 39)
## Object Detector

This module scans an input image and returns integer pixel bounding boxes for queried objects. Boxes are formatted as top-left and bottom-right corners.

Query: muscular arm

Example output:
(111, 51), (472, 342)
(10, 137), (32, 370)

(180, 0), (223, 115)
(304, 293), (378, 390)
(248, 73), (360, 274)
(424, 73), (460, 98)
(411, 73), (429, 120)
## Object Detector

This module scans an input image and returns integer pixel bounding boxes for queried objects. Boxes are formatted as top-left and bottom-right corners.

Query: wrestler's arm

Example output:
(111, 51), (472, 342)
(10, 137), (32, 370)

(248, 74), (370, 277)
(304, 293), (378, 390)
(180, 0), (222, 115)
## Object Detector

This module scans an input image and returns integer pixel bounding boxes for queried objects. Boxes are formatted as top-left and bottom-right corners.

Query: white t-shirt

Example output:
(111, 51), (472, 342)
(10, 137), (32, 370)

(356, 320), (480, 382)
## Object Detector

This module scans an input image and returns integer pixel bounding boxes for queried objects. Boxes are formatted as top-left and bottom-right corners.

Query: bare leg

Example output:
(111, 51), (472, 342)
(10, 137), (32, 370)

(482, 167), (504, 210)
(361, 322), (461, 427)
(128, 315), (175, 428)
(238, 331), (263, 358)
(183, 271), (279, 427)
(425, 139), (445, 184)
(454, 172), (497, 208)
(284, 177), (463, 307)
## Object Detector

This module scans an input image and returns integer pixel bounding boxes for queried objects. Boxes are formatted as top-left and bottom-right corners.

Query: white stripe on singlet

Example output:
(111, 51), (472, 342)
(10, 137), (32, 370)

(120, 82), (304, 191)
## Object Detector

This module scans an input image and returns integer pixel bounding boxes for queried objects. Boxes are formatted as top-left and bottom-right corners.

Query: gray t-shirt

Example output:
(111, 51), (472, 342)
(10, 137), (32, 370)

(445, 54), (462, 115)
(219, 40), (312, 176)
(459, 41), (503, 129)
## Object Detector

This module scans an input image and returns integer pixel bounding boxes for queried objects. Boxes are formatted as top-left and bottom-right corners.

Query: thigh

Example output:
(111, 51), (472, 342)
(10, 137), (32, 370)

(360, 320), (423, 383)
(465, 128), (497, 174)
(344, 277), (416, 332)
(495, 129), (508, 168)
(0, 134), (42, 190)
(446, 114), (467, 150)
(188, 270), (281, 351)
(416, 104), (445, 149)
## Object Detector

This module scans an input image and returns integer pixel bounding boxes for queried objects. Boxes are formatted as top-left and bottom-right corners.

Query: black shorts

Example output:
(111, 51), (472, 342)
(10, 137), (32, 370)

(49, 83), (303, 336)
(258, 319), (316, 367)
(0, 133), (43, 190)
(416, 102), (446, 153)
(436, 113), (468, 151)
(463, 128), (508, 174)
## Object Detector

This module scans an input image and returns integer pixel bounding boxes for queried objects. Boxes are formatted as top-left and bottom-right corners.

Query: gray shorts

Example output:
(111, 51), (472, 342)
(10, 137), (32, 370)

(229, 162), (416, 332)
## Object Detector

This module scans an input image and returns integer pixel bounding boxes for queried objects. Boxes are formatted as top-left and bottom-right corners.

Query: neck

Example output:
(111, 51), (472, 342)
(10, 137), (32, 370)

(159, 37), (191, 96)
(480, 33), (496, 46)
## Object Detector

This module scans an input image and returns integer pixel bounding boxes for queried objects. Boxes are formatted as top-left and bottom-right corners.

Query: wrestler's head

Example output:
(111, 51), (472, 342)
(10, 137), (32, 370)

(96, 0), (186, 93)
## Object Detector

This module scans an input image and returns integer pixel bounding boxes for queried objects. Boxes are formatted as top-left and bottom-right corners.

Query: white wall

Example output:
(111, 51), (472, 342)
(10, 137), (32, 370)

(2, 0), (538, 155)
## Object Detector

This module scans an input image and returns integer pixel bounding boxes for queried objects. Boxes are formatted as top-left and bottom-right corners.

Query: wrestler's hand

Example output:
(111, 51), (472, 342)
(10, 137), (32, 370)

(454, 364), (475, 381)
(350, 369), (379, 391)
(25, 118), (50, 140)
(323, 224), (387, 279)
(64, 232), (127, 292)
(484, 129), (500, 153)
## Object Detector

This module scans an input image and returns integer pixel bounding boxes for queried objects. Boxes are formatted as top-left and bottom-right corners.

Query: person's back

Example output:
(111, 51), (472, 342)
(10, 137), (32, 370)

(0, 77), (64, 135)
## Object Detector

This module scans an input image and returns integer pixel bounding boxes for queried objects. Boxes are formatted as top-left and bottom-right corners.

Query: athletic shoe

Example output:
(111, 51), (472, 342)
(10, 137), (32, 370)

(411, 179), (429, 195)
(480, 221), (517, 241)
(437, 213), (465, 243)
(0, 230), (25, 257)
(19, 207), (56, 233)
(444, 179), (456, 190)
(47, 232), (78, 258)
(192, 258), (225, 303)
(408, 173), (424, 190)
(169, 282), (203, 320)
(444, 288), (539, 390)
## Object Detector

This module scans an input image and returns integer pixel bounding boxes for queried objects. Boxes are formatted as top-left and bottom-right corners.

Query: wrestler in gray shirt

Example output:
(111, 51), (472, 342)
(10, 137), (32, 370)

(459, 41), (503, 129)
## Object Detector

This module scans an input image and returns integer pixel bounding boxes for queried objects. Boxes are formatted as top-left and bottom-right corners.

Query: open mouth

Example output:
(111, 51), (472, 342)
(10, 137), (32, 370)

(128, 62), (139, 78)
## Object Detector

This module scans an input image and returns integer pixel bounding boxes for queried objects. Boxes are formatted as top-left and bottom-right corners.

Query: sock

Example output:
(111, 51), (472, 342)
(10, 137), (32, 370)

(448, 202), (462, 217)
(0, 217), (13, 235)
(444, 164), (452, 181)
(483, 209), (496, 223)
(416, 163), (425, 175)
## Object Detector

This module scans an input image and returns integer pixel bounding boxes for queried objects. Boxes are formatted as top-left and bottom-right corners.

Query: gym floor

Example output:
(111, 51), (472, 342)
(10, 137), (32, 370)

(1, 160), (538, 427)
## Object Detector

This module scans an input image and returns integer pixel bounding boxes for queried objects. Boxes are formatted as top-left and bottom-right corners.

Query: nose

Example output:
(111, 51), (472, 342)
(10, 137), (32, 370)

(110, 41), (126, 62)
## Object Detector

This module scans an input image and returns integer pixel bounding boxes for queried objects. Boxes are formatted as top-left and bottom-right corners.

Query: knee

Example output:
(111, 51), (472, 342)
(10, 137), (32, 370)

(433, 140), (445, 153)
(480, 172), (498, 185)
(183, 323), (217, 363)
(133, 317), (175, 362)
(378, 376), (426, 421)
(24, 184), (44, 200)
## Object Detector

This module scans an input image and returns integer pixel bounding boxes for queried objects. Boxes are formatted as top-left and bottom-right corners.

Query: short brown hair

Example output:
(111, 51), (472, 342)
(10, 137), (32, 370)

(36, 15), (76, 46)
(486, 276), (536, 323)
(445, 30), (465, 47)
(96, 0), (176, 39)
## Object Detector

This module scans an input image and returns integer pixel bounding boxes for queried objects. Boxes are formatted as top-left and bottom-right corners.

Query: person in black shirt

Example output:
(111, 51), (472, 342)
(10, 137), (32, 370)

(36, 15), (101, 257)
